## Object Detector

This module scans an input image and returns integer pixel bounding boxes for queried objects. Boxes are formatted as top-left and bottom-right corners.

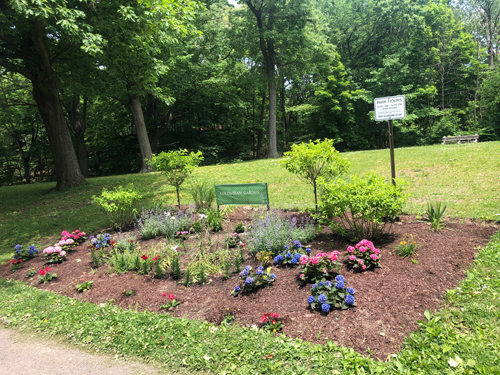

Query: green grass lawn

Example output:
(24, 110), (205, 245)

(1, 141), (500, 373)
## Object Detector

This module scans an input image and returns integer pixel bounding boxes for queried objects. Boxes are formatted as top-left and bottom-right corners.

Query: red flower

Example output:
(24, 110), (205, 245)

(45, 267), (51, 272)
(152, 256), (159, 261)
(39, 269), (46, 276)
(110, 241), (116, 246)
(19, 259), (23, 263)
(140, 255), (148, 260)
(168, 294), (175, 301)
(8, 260), (12, 263)
(272, 313), (279, 319)
(13, 260), (17, 264)
(261, 315), (268, 323)
(272, 320), (277, 325)
(161, 292), (167, 298)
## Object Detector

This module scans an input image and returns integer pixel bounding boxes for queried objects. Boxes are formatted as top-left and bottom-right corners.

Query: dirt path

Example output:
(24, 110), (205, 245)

(0, 327), (167, 375)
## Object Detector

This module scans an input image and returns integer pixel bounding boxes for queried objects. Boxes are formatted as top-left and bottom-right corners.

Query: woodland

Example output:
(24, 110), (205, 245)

(1, 0), (500, 188)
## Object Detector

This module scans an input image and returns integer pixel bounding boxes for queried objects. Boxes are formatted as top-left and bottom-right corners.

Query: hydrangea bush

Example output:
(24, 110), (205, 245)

(273, 241), (311, 266)
(307, 275), (356, 312)
(298, 251), (341, 285)
(232, 266), (276, 296)
(89, 233), (112, 250)
(60, 230), (86, 245)
(8, 244), (39, 267)
(345, 239), (381, 271)
(43, 246), (67, 263)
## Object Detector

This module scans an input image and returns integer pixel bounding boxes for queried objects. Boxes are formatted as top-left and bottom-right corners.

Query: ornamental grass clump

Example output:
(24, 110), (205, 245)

(395, 234), (418, 258)
(232, 266), (276, 296)
(273, 241), (311, 266)
(345, 239), (381, 271)
(307, 275), (356, 312)
(298, 251), (341, 285)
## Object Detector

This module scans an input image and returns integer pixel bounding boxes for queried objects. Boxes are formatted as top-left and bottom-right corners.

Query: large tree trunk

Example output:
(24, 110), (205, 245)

(66, 96), (90, 177)
(129, 94), (153, 173)
(267, 69), (278, 158)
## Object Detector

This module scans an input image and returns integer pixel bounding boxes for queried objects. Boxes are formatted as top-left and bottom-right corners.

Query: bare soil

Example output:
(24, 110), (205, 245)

(1, 208), (496, 360)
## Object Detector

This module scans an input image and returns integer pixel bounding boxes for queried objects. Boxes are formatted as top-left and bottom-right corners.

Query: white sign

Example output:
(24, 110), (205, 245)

(374, 95), (406, 121)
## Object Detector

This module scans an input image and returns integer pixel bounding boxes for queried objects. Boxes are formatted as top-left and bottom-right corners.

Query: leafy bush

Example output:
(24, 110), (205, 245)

(8, 244), (39, 268)
(232, 266), (276, 296)
(345, 239), (381, 271)
(395, 234), (418, 258)
(189, 180), (215, 210)
(137, 207), (194, 239)
(92, 184), (142, 229)
(298, 251), (341, 285)
(204, 208), (223, 232)
(234, 222), (246, 233)
(281, 139), (351, 213)
(319, 173), (408, 240)
(273, 241), (310, 266)
(42, 246), (66, 263)
(307, 275), (356, 312)
(148, 149), (203, 209)
(247, 211), (317, 256)
(426, 201), (447, 231)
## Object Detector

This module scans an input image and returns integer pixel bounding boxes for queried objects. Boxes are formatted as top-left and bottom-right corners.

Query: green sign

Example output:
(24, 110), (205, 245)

(215, 183), (269, 208)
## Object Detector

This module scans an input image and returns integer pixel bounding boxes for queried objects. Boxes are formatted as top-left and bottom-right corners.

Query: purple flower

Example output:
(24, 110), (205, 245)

(270, 274), (277, 280)
(244, 277), (254, 285)
(234, 286), (240, 292)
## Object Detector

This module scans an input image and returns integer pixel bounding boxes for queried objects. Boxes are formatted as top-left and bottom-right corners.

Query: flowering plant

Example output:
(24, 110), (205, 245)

(260, 313), (284, 332)
(57, 238), (75, 251)
(76, 280), (94, 292)
(307, 275), (356, 312)
(26, 267), (36, 278)
(38, 267), (57, 283)
(89, 233), (112, 250)
(226, 232), (245, 248)
(9, 244), (39, 268)
(395, 234), (418, 258)
(175, 231), (189, 240)
(61, 230), (87, 245)
(232, 266), (276, 296)
(273, 241), (311, 267)
(298, 251), (341, 285)
(345, 239), (381, 271)
(42, 246), (67, 263)
(160, 293), (181, 309)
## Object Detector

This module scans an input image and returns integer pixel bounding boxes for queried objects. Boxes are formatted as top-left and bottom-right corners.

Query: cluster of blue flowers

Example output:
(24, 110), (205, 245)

(307, 274), (356, 312)
(233, 265), (277, 296)
(90, 233), (111, 249)
(273, 241), (310, 266)
(12, 244), (39, 260)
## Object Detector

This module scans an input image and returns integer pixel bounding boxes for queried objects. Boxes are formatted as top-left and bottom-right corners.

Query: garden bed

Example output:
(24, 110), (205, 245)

(0, 208), (496, 359)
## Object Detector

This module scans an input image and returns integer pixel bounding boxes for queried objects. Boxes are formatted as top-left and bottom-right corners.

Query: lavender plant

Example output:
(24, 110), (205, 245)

(137, 207), (194, 239)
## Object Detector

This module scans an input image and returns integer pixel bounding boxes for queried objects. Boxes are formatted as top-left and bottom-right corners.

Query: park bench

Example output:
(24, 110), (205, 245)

(442, 134), (479, 144)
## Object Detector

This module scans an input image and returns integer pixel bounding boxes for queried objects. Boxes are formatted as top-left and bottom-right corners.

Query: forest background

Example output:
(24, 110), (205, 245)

(1, 0), (500, 188)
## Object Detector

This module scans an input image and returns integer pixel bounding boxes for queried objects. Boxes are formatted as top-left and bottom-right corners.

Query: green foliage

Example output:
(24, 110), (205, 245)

(182, 268), (192, 287)
(232, 266), (276, 296)
(256, 250), (274, 267)
(225, 232), (243, 248)
(170, 254), (182, 280)
(281, 139), (351, 212)
(395, 234), (419, 258)
(427, 201), (447, 231)
(148, 149), (203, 209)
(234, 222), (246, 233)
(204, 208), (223, 232)
(319, 173), (408, 240)
(189, 180), (215, 210)
(76, 280), (94, 293)
(90, 249), (104, 268)
(123, 289), (134, 297)
(308, 276), (356, 312)
(92, 184), (142, 229)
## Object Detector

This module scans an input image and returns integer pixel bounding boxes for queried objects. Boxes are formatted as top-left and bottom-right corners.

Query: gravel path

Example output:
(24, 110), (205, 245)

(0, 327), (164, 375)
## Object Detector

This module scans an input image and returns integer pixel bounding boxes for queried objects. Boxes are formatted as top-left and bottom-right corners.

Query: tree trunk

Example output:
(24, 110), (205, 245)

(129, 94), (153, 173)
(66, 96), (90, 177)
(266, 46), (278, 158)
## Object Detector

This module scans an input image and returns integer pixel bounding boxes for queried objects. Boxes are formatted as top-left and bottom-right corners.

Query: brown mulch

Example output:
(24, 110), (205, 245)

(0, 208), (497, 360)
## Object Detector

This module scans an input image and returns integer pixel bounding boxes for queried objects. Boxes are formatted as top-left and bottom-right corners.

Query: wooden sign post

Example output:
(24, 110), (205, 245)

(374, 95), (406, 186)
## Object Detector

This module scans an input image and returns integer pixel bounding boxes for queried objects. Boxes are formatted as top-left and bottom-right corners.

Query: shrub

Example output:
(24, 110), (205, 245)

(307, 275), (356, 312)
(273, 241), (310, 266)
(148, 149), (203, 209)
(8, 244), (39, 268)
(92, 184), (142, 229)
(189, 180), (215, 210)
(42, 246), (66, 263)
(395, 234), (418, 258)
(232, 266), (276, 296)
(319, 173), (408, 240)
(204, 208), (223, 232)
(234, 222), (246, 233)
(426, 201), (447, 231)
(345, 239), (381, 271)
(298, 251), (341, 285)
(281, 139), (351, 213)
(247, 211), (317, 256)
(255, 250), (274, 267)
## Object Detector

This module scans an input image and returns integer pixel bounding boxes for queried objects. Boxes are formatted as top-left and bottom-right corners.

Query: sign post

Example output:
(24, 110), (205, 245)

(374, 95), (406, 186)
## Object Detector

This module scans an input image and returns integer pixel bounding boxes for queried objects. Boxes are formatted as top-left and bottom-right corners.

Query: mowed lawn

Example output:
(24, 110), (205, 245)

(1, 141), (499, 262)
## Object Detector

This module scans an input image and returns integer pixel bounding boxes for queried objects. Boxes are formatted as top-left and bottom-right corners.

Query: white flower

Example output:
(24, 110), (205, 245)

(171, 245), (179, 253)
(250, 324), (259, 331)
(199, 214), (207, 219)
(448, 356), (462, 368)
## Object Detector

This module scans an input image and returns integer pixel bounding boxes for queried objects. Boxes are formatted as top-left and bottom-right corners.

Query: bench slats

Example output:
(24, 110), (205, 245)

(442, 134), (479, 144)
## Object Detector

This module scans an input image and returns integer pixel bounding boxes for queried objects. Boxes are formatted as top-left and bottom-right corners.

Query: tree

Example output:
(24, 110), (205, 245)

(281, 139), (350, 213)
(148, 149), (204, 209)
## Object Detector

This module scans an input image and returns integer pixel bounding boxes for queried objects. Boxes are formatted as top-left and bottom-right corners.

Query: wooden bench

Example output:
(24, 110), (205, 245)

(442, 134), (479, 144)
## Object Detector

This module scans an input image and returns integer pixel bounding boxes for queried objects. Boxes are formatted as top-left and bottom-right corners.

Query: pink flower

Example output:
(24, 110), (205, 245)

(61, 230), (70, 237)
(65, 239), (74, 245)
(357, 259), (364, 264)
(60, 251), (66, 256)
(347, 246), (355, 253)
(261, 315), (268, 323)
(161, 292), (167, 298)
(239, 242), (246, 247)
(329, 255), (338, 262)
(370, 254), (378, 260)
(311, 257), (319, 265)
(331, 250), (340, 256)
(58, 240), (66, 246)
(317, 253), (327, 257)
(373, 248), (381, 254)
(362, 265), (367, 270)
(299, 274), (305, 279)
(349, 255), (357, 261)
(45, 267), (51, 272)
(300, 256), (308, 265)
(359, 246), (367, 253)
(168, 294), (175, 301)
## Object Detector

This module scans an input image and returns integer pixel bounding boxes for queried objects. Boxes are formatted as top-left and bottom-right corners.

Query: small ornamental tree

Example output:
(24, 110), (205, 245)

(148, 149), (204, 209)
(281, 139), (350, 213)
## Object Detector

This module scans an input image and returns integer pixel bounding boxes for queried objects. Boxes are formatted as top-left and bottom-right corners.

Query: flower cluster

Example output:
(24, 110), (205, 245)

(57, 238), (75, 251)
(9, 244), (39, 266)
(307, 275), (356, 312)
(232, 266), (276, 296)
(89, 233), (111, 250)
(345, 239), (381, 271)
(160, 292), (181, 309)
(38, 267), (57, 283)
(260, 313), (284, 332)
(42, 246), (67, 263)
(298, 251), (341, 285)
(273, 241), (311, 267)
(61, 229), (87, 245)
(226, 232), (245, 248)
(175, 231), (189, 240)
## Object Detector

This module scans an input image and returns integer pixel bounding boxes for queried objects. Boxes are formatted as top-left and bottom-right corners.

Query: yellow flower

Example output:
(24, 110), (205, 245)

(399, 241), (403, 245)
(403, 241), (407, 245)
(273, 329), (276, 332)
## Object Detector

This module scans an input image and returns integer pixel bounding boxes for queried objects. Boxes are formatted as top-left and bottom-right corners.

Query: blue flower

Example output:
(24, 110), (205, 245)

(15, 249), (21, 253)
(29, 245), (35, 251)
(306, 247), (311, 254)
(318, 294), (327, 304)
(284, 245), (289, 250)
(307, 296), (315, 304)
(335, 281), (345, 289)
(293, 240), (302, 248)
(274, 256), (282, 264)
(244, 277), (254, 285)
(345, 295), (355, 305)
(312, 283), (317, 290)
(243, 270), (249, 277)
(13, 255), (17, 259)
(291, 258), (298, 265)
(319, 281), (324, 287)
(34, 249), (39, 253)
(245, 266), (251, 271)
(28, 250), (33, 255)
(239, 271), (245, 277)
(321, 303), (331, 313)
(270, 274), (277, 280)
(15, 244), (22, 251)
(346, 287), (355, 295)
(256, 269), (263, 275)
(234, 286), (240, 292)
(286, 252), (292, 258)
(257, 266), (264, 271)
(325, 281), (332, 287)
(293, 253), (302, 259)
(335, 275), (345, 283)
